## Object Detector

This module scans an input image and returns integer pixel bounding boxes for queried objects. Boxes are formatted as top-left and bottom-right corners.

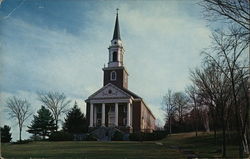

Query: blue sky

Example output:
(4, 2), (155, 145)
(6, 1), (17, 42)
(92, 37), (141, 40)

(0, 0), (212, 140)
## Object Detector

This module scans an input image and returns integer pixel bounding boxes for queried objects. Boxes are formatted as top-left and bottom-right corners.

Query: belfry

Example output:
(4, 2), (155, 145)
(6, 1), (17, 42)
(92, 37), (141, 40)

(85, 10), (155, 133)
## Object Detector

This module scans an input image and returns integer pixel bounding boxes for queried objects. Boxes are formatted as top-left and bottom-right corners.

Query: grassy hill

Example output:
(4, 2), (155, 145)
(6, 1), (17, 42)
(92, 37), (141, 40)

(1, 132), (243, 159)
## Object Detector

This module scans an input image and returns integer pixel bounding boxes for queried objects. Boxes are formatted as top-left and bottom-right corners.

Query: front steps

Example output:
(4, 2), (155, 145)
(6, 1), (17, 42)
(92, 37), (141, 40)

(90, 127), (125, 141)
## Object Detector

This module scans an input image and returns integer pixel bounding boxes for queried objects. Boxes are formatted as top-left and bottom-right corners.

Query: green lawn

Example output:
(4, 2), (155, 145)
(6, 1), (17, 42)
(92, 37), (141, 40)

(161, 132), (241, 158)
(1, 132), (244, 159)
(2, 141), (184, 159)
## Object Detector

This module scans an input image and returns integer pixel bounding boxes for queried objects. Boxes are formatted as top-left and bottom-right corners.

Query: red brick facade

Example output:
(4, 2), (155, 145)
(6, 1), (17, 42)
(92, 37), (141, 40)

(103, 67), (128, 89)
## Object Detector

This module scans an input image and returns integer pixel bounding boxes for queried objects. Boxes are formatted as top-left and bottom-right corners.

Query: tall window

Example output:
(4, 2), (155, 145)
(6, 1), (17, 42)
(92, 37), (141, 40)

(110, 71), (116, 81)
(97, 106), (102, 113)
(123, 106), (127, 113)
(123, 118), (127, 126)
(112, 51), (118, 62)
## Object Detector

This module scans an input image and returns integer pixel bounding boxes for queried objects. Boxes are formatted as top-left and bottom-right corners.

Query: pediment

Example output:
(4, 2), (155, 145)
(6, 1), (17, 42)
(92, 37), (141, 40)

(88, 83), (131, 99)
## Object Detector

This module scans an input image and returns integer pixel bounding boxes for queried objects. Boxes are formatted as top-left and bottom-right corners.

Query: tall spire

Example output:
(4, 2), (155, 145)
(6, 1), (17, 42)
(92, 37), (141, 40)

(112, 8), (121, 40)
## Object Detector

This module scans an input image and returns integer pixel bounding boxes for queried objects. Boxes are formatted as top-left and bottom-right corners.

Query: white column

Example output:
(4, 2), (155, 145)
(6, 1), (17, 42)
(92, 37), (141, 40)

(115, 103), (118, 126)
(93, 105), (96, 127)
(90, 103), (93, 127)
(127, 102), (131, 127)
(102, 103), (105, 126)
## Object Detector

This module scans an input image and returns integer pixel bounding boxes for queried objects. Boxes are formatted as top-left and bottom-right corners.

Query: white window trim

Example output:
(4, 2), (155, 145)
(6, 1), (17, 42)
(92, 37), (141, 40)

(110, 71), (116, 81)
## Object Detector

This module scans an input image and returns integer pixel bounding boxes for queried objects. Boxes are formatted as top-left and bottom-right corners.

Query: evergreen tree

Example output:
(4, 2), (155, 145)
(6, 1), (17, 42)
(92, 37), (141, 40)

(27, 106), (56, 140)
(63, 101), (88, 134)
(1, 125), (12, 143)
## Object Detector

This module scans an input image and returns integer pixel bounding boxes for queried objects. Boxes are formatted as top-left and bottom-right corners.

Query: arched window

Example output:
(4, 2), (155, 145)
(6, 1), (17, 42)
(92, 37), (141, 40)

(112, 51), (118, 62)
(110, 71), (116, 81)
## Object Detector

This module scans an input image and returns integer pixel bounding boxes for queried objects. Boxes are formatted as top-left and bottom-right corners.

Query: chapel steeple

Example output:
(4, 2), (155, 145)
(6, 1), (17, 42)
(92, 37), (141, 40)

(86, 10), (156, 134)
(108, 9), (125, 68)
(103, 9), (129, 89)
(112, 9), (121, 40)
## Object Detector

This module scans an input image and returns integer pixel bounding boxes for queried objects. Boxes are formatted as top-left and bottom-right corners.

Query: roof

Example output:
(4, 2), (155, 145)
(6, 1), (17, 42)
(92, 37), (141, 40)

(112, 13), (121, 40)
(120, 87), (141, 99)
(85, 83), (133, 101)
(85, 84), (155, 119)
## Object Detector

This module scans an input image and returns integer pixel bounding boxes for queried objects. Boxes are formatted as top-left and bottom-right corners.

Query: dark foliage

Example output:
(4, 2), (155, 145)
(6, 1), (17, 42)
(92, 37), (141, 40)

(63, 102), (88, 134)
(164, 109), (207, 133)
(27, 106), (56, 140)
(85, 133), (97, 141)
(1, 125), (12, 143)
(49, 131), (73, 141)
(12, 139), (33, 144)
(129, 131), (167, 141)
(111, 131), (124, 141)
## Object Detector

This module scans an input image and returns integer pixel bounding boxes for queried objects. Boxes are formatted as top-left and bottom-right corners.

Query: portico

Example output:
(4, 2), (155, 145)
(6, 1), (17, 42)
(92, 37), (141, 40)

(89, 100), (132, 128)
(86, 83), (134, 132)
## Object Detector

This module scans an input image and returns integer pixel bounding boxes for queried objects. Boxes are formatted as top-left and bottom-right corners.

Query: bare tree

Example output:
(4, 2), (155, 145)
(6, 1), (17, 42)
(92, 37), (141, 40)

(6, 96), (32, 141)
(191, 60), (233, 157)
(37, 92), (71, 131)
(200, 0), (250, 155)
(186, 85), (199, 136)
(200, 0), (250, 39)
(203, 29), (249, 157)
(173, 92), (189, 124)
(162, 90), (176, 134)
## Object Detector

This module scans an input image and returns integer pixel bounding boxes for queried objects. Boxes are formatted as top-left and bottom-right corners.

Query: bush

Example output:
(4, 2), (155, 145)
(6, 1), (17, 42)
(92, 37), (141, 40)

(49, 131), (73, 141)
(111, 131), (124, 141)
(129, 132), (142, 141)
(85, 133), (97, 141)
(1, 125), (12, 143)
(153, 130), (168, 140)
(129, 131), (167, 141)
(12, 139), (33, 144)
(30, 135), (42, 141)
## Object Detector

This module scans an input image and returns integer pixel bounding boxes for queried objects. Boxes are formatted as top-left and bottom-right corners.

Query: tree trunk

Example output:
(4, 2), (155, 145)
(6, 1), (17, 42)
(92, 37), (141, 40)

(222, 118), (226, 157)
(203, 109), (210, 132)
(43, 131), (45, 140)
(241, 77), (250, 155)
(243, 131), (249, 155)
(55, 120), (58, 132)
(231, 79), (244, 158)
(212, 110), (217, 145)
(194, 100), (198, 137)
(213, 119), (217, 145)
(169, 116), (172, 134)
(19, 126), (22, 142)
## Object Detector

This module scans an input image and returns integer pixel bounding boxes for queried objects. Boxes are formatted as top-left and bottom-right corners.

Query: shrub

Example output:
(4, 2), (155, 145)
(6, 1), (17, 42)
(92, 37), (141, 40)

(1, 125), (12, 143)
(85, 133), (97, 141)
(73, 134), (87, 141)
(30, 135), (42, 141)
(12, 139), (33, 144)
(129, 131), (167, 141)
(111, 131), (124, 141)
(129, 132), (143, 141)
(153, 130), (168, 140)
(49, 131), (73, 141)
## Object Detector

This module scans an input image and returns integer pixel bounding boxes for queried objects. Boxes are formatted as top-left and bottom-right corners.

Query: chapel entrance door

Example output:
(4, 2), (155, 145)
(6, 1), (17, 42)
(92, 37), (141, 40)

(108, 105), (115, 127)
